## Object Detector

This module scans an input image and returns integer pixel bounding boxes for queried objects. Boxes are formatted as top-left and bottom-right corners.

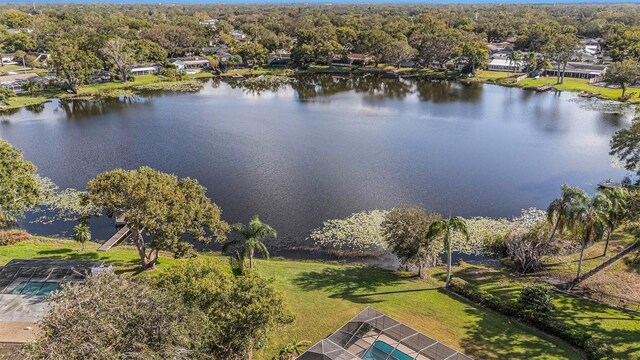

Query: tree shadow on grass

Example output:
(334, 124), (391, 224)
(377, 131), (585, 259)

(443, 289), (582, 359)
(292, 265), (408, 304)
(36, 248), (74, 255)
(33, 248), (141, 274)
(552, 295), (640, 358)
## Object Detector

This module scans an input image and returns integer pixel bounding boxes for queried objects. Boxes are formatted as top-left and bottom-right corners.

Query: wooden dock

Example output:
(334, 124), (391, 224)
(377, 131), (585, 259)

(536, 84), (554, 92)
(115, 213), (126, 226)
(97, 226), (132, 251)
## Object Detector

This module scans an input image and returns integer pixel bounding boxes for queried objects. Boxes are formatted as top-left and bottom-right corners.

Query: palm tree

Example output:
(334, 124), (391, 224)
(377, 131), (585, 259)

(22, 80), (39, 95)
(72, 222), (91, 251)
(427, 217), (469, 286)
(600, 187), (628, 256)
(277, 336), (311, 360)
(222, 215), (276, 270)
(507, 51), (522, 73)
(569, 194), (610, 281)
(547, 184), (587, 241)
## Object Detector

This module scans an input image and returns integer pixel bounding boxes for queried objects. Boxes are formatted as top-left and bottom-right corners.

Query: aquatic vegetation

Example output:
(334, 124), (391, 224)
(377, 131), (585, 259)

(308, 210), (388, 257)
(309, 208), (546, 258)
(133, 79), (204, 92)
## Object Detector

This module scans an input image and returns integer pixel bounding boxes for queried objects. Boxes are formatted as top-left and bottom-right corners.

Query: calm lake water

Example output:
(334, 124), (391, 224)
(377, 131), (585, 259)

(0, 76), (636, 261)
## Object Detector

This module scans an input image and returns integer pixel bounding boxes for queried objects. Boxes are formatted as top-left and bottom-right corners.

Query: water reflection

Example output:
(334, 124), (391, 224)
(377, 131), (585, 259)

(0, 77), (635, 262)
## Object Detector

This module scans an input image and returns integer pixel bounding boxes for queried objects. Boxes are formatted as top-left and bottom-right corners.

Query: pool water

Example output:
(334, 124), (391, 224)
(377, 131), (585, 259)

(10, 281), (62, 296)
(362, 341), (413, 360)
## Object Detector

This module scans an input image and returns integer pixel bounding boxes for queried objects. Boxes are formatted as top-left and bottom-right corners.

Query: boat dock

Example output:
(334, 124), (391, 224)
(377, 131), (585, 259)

(97, 225), (132, 251)
(536, 84), (555, 92)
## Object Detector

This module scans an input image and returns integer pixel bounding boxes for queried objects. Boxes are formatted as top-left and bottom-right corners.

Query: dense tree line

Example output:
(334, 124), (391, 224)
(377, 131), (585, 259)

(0, 4), (639, 89)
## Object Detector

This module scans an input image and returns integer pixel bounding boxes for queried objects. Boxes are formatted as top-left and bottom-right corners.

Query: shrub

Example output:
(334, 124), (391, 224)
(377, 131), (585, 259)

(519, 284), (555, 313)
(22, 273), (202, 360)
(0, 230), (30, 246)
(154, 259), (294, 359)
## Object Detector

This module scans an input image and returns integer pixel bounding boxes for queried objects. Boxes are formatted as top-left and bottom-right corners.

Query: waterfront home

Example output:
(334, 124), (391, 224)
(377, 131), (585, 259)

(130, 65), (159, 76)
(487, 58), (524, 72)
(0, 73), (41, 93)
(545, 62), (607, 80)
(169, 57), (211, 71)
(267, 53), (291, 67)
(331, 53), (373, 67)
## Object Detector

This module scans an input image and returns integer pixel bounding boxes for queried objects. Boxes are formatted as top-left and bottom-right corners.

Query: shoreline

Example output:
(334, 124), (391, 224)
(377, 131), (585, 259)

(3, 67), (638, 113)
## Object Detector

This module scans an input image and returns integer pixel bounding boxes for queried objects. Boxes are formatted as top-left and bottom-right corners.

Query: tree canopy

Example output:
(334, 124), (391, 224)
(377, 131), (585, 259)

(154, 259), (294, 359)
(381, 206), (442, 278)
(86, 167), (229, 269)
(0, 140), (40, 228)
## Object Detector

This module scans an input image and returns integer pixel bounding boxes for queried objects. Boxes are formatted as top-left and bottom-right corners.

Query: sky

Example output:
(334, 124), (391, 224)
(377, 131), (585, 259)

(4, 0), (639, 4)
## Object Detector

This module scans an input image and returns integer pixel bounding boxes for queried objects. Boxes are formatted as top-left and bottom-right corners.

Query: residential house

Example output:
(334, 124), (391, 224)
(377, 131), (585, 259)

(545, 62), (607, 80)
(486, 41), (515, 55)
(130, 65), (159, 76)
(231, 30), (246, 42)
(0, 73), (45, 93)
(487, 58), (524, 72)
(203, 45), (233, 65)
(199, 19), (218, 28)
(267, 53), (291, 67)
(169, 57), (211, 71)
(1, 53), (17, 65)
(581, 38), (602, 56)
(331, 53), (373, 67)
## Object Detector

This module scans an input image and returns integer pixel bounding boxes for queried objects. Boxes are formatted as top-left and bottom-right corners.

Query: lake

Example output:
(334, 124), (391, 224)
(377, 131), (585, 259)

(0, 76), (636, 261)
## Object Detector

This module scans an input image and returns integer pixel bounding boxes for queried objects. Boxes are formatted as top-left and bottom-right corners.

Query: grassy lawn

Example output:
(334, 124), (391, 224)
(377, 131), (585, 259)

(519, 77), (640, 103)
(456, 263), (640, 359)
(471, 70), (640, 103)
(222, 67), (294, 77)
(540, 232), (637, 283)
(1, 237), (583, 360)
(471, 70), (521, 81)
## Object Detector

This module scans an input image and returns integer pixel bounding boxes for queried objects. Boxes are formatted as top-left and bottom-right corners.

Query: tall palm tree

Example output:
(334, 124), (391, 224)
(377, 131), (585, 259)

(600, 187), (628, 256)
(222, 215), (276, 270)
(427, 217), (469, 286)
(569, 194), (610, 281)
(547, 184), (588, 241)
(507, 51), (522, 73)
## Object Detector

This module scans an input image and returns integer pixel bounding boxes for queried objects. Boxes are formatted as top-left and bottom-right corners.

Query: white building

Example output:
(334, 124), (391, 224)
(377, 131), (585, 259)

(487, 58), (524, 72)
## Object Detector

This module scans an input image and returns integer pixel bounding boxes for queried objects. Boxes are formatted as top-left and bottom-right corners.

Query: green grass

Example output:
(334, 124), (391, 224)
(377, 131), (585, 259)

(456, 264), (640, 359)
(519, 77), (640, 103)
(540, 232), (637, 282)
(1, 237), (582, 360)
(472, 70), (640, 103)
(471, 70), (521, 81)
(3, 237), (638, 358)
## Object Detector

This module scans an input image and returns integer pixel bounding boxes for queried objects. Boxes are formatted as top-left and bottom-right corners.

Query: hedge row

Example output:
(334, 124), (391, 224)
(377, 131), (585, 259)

(448, 278), (613, 360)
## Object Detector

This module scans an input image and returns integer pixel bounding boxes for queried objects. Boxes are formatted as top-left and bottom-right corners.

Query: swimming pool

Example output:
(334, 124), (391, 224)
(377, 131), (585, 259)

(362, 341), (413, 360)
(10, 281), (62, 296)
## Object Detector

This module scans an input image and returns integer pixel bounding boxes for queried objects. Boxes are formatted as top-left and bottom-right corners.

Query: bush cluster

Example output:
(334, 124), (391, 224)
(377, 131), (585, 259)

(448, 278), (613, 360)
(0, 230), (31, 246)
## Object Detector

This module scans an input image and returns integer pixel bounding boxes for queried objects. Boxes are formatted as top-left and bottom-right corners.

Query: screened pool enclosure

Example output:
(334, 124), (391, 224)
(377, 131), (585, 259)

(297, 307), (473, 360)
